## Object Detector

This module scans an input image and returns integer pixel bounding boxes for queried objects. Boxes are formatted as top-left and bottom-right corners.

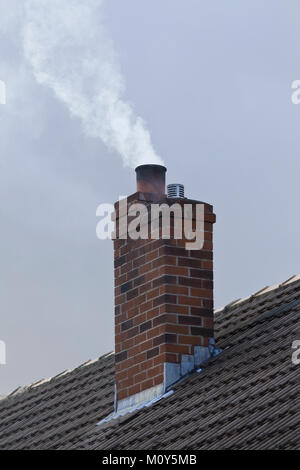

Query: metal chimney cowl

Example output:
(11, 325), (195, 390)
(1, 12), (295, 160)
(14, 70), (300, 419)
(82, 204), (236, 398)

(167, 184), (185, 199)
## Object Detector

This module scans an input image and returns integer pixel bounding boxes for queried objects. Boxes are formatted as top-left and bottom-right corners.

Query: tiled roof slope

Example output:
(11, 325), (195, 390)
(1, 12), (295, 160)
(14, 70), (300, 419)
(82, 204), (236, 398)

(71, 276), (300, 450)
(0, 276), (299, 450)
(0, 353), (114, 450)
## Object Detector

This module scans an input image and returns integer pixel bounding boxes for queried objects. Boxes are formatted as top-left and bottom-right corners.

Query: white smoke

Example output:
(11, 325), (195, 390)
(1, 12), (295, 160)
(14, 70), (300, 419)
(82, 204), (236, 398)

(23, 0), (162, 168)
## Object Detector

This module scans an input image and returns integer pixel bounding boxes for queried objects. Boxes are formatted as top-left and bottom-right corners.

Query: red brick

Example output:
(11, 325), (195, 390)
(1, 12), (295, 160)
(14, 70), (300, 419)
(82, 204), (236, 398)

(147, 288), (160, 301)
(146, 325), (165, 340)
(121, 337), (135, 350)
(190, 288), (213, 299)
(203, 299), (214, 309)
(133, 352), (147, 364)
(163, 266), (189, 276)
(127, 307), (139, 319)
(165, 324), (189, 335)
(134, 371), (147, 383)
(153, 313), (177, 327)
(153, 294), (177, 308)
(139, 281), (152, 294)
(126, 268), (139, 281)
(159, 285), (189, 296)
(140, 262), (153, 275)
(128, 344), (142, 358)
(120, 377), (134, 388)
(133, 312), (147, 326)
(165, 353), (178, 363)
(202, 280), (214, 289)
(115, 350), (128, 363)
(202, 241), (213, 250)
(147, 347), (160, 359)
(140, 300), (153, 313)
(121, 319), (134, 331)
(121, 358), (135, 370)
(178, 296), (204, 307)
(121, 261), (133, 275)
(146, 366), (161, 380)
(153, 352), (178, 365)
(126, 326), (139, 339)
(190, 307), (213, 317)
(146, 307), (160, 320)
(145, 270), (160, 282)
(204, 231), (212, 242)
(146, 249), (159, 263)
(178, 315), (203, 326)
(117, 389), (129, 400)
(115, 293), (126, 306)
(115, 369), (128, 381)
(115, 311), (128, 324)
(202, 261), (213, 270)
(140, 378), (154, 392)
(153, 374), (164, 386)
(178, 335), (203, 346)
(133, 332), (147, 345)
(178, 277), (202, 288)
(139, 320), (152, 333)
(190, 250), (213, 261)
(203, 317), (214, 329)
(190, 326), (213, 337)
(153, 333), (176, 347)
(139, 339), (153, 352)
(189, 269), (213, 280)
(127, 364), (141, 377)
(141, 358), (154, 370)
(160, 304), (189, 315)
(160, 344), (190, 355)
(152, 256), (177, 269)
(128, 384), (141, 396)
(122, 297), (141, 312)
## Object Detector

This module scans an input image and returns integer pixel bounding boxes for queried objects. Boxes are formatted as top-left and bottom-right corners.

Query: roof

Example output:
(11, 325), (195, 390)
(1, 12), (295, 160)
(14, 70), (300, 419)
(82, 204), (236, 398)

(0, 276), (299, 450)
(0, 353), (114, 449)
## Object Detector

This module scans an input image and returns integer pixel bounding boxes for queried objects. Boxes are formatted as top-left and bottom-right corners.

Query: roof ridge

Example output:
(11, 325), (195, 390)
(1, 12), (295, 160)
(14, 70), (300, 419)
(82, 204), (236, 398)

(2, 352), (114, 402)
(214, 274), (300, 314)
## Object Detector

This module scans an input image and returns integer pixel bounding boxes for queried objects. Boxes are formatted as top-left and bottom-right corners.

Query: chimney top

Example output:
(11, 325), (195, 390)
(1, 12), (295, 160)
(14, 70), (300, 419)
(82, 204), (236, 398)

(135, 164), (167, 195)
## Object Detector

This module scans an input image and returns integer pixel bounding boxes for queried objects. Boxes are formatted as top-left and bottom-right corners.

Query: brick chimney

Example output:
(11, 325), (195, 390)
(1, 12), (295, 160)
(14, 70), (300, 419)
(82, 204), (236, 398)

(113, 165), (216, 413)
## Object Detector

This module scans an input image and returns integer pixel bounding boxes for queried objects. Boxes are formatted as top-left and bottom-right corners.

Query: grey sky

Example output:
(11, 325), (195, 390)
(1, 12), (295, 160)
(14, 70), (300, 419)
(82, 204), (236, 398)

(1, 0), (300, 395)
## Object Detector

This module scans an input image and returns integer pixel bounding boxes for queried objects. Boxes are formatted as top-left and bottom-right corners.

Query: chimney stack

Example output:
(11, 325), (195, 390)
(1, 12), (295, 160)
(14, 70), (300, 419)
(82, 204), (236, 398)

(113, 164), (216, 413)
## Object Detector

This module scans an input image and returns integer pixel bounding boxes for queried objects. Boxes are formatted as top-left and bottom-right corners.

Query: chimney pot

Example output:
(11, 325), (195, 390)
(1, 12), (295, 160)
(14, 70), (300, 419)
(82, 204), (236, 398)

(135, 164), (166, 195)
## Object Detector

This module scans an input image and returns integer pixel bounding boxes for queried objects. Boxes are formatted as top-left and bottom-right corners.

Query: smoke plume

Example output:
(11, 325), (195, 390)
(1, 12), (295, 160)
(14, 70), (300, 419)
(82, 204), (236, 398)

(23, 0), (162, 168)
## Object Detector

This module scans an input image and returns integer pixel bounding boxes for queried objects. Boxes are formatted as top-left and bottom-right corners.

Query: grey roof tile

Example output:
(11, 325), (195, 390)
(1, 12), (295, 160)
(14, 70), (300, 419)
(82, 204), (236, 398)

(0, 352), (114, 449)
